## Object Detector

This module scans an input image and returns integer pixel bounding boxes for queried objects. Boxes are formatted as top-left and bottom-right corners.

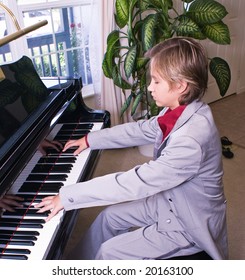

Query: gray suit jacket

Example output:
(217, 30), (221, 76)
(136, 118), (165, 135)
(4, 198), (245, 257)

(60, 99), (228, 259)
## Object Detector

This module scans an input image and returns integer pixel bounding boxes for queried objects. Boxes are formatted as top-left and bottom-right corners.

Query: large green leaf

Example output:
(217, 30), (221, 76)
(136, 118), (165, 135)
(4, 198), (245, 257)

(202, 21), (230, 44)
(103, 30), (121, 78)
(147, 0), (173, 9)
(124, 45), (137, 79)
(131, 91), (143, 116)
(150, 101), (160, 117)
(140, 72), (147, 91)
(106, 30), (120, 56)
(176, 16), (206, 39)
(121, 93), (133, 116)
(147, 0), (162, 9)
(136, 57), (149, 72)
(102, 53), (113, 78)
(112, 64), (132, 90)
(209, 57), (231, 97)
(187, 0), (228, 25)
(142, 14), (157, 51)
(115, 0), (129, 28)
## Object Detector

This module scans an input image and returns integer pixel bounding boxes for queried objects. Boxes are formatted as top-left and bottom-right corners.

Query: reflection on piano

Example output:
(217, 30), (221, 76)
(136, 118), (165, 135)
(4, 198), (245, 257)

(0, 56), (110, 260)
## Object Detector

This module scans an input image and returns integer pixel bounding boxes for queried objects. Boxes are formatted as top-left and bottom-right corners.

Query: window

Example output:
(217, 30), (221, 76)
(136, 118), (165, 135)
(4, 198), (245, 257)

(0, 0), (94, 89)
(0, 9), (12, 62)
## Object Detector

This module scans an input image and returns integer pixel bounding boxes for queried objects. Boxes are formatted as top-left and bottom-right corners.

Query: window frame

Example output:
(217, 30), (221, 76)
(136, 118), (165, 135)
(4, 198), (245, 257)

(1, 0), (94, 97)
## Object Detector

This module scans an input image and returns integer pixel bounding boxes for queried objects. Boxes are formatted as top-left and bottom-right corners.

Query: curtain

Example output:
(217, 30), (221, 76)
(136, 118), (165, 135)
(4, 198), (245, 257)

(89, 0), (130, 126)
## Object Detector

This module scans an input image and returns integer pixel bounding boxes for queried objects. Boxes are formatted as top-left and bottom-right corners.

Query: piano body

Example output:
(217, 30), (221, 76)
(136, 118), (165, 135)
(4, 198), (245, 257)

(0, 56), (110, 260)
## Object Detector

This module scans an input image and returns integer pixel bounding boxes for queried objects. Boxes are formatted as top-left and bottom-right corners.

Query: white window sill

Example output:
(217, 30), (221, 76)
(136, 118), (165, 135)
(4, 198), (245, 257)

(82, 84), (95, 99)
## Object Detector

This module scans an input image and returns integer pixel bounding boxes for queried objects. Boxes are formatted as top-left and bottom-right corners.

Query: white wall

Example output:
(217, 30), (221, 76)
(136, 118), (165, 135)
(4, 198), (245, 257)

(203, 0), (245, 103)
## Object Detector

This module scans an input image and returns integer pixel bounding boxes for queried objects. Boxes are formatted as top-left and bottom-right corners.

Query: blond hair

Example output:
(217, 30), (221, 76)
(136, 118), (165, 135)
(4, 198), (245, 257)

(147, 37), (208, 104)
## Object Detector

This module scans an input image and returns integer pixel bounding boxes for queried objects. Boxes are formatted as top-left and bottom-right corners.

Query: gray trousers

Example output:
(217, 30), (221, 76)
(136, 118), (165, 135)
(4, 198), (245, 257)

(70, 196), (201, 260)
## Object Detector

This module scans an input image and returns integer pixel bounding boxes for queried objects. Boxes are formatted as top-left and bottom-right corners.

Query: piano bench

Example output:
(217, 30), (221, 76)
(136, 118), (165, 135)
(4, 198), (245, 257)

(166, 251), (213, 260)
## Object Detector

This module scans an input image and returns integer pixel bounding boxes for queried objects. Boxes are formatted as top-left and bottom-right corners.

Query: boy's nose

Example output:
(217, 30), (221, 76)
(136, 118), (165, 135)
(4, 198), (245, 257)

(148, 83), (153, 92)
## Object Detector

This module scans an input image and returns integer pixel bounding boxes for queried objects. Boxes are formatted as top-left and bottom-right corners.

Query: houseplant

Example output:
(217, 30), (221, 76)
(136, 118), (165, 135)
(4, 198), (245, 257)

(102, 0), (231, 120)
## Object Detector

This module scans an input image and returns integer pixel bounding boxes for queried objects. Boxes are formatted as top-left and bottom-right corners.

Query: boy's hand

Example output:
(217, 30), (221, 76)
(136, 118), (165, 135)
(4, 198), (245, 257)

(35, 195), (64, 222)
(63, 137), (88, 156)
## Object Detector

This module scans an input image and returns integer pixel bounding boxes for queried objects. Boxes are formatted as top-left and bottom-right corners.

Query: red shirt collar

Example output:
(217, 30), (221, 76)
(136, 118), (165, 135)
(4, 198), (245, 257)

(157, 105), (187, 141)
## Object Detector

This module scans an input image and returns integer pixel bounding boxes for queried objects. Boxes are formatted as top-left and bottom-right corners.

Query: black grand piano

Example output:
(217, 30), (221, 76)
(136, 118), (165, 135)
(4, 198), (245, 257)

(0, 56), (110, 260)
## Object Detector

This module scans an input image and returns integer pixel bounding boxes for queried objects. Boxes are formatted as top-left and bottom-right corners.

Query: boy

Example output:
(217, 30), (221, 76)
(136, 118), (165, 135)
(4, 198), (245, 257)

(36, 37), (228, 260)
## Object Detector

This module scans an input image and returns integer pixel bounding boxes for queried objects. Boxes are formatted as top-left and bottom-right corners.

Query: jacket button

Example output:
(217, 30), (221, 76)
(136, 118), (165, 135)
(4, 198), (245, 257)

(68, 198), (74, 203)
(166, 219), (171, 224)
(168, 198), (172, 202)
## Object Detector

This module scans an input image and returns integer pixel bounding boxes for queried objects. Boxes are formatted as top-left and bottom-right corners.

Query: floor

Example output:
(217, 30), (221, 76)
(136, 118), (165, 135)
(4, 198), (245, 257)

(63, 92), (245, 260)
(209, 93), (245, 260)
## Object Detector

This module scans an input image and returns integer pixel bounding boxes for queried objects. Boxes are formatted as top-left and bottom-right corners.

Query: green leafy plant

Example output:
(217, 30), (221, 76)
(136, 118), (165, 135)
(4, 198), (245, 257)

(102, 0), (231, 119)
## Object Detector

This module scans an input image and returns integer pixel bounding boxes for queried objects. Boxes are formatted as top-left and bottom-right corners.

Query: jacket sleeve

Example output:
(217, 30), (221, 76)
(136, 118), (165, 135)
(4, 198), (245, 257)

(60, 135), (202, 211)
(87, 115), (160, 150)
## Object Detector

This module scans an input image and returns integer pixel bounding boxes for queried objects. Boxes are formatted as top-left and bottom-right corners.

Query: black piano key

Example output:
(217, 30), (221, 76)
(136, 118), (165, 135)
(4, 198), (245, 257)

(61, 123), (93, 130)
(0, 240), (35, 246)
(18, 182), (63, 192)
(0, 234), (37, 241)
(26, 174), (68, 182)
(0, 230), (39, 236)
(18, 189), (60, 194)
(31, 164), (72, 173)
(56, 130), (90, 136)
(0, 248), (31, 254)
(0, 254), (28, 260)
(38, 157), (77, 164)
(46, 147), (77, 155)
(2, 209), (50, 217)
(0, 222), (43, 229)
(54, 135), (85, 141)
(0, 218), (45, 224)
(26, 174), (68, 181)
(28, 189), (60, 195)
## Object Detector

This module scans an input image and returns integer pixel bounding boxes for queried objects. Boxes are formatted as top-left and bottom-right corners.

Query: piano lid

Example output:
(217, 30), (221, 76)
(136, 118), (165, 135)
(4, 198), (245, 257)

(0, 56), (49, 150)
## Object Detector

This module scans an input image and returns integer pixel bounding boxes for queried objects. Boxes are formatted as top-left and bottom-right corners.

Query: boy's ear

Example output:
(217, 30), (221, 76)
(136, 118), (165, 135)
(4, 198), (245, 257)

(177, 80), (188, 94)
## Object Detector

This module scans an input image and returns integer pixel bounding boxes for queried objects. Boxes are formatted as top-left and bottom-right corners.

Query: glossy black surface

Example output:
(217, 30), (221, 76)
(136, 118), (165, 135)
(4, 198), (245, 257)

(0, 57), (110, 259)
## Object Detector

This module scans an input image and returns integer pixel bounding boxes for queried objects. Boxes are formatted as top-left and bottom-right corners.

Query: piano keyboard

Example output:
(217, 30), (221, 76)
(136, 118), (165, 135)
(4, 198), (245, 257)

(0, 121), (103, 260)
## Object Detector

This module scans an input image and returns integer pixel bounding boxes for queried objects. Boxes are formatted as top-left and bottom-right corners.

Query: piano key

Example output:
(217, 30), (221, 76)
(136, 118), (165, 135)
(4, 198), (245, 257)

(56, 130), (90, 136)
(0, 222), (43, 229)
(38, 157), (77, 164)
(0, 254), (28, 260)
(0, 248), (31, 254)
(54, 135), (86, 141)
(31, 164), (72, 172)
(61, 123), (93, 130)
(26, 174), (68, 182)
(0, 230), (40, 236)
(0, 218), (45, 224)
(46, 147), (77, 155)
(0, 240), (35, 246)
(2, 209), (50, 218)
(18, 182), (63, 192)
(0, 239), (35, 245)
(0, 235), (37, 241)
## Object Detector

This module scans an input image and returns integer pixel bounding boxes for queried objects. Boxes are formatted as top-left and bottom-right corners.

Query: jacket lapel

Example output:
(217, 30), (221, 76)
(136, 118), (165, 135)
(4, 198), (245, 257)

(155, 100), (204, 158)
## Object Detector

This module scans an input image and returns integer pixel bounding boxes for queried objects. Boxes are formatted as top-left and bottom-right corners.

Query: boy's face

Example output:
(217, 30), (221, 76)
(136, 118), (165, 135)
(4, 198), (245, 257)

(148, 67), (186, 110)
